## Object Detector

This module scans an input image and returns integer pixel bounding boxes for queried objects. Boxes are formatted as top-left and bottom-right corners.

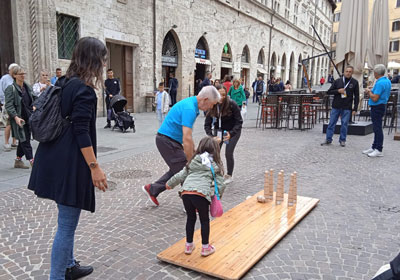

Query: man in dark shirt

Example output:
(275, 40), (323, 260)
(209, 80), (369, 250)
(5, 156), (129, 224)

(104, 69), (120, 128)
(321, 65), (359, 147)
(200, 71), (212, 89)
(168, 72), (178, 106)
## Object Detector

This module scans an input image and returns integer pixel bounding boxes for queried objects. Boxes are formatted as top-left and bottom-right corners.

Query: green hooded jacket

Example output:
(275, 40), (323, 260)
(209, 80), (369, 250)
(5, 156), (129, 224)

(167, 154), (226, 203)
(228, 85), (246, 106)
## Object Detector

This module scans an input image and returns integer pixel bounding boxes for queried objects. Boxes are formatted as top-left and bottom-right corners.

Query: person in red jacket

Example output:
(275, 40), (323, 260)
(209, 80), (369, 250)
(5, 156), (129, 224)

(320, 76), (326, 86)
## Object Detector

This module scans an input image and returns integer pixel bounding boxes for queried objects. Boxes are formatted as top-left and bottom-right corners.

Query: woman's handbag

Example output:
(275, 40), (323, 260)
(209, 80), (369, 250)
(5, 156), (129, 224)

(210, 165), (223, 217)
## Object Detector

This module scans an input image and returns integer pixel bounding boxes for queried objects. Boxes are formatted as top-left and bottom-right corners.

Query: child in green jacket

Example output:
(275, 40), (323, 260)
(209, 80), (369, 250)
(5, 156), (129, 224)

(166, 136), (225, 257)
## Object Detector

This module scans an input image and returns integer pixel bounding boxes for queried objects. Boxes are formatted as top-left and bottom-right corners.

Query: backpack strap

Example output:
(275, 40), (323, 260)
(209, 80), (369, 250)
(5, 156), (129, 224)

(210, 165), (220, 201)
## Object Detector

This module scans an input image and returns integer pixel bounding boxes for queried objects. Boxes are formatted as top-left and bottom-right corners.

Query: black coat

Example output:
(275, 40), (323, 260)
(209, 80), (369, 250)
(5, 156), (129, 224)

(327, 76), (359, 111)
(204, 99), (243, 138)
(28, 77), (97, 212)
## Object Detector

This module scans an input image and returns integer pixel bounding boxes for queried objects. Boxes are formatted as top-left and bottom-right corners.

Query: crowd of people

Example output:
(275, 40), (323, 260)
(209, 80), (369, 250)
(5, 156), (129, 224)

(0, 34), (395, 279)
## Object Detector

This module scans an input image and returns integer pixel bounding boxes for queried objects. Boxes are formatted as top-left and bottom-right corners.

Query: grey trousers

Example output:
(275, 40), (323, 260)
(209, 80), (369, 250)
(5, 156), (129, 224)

(150, 133), (187, 197)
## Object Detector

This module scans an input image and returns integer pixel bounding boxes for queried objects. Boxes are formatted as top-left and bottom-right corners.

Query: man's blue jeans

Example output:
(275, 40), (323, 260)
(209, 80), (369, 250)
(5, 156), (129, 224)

(326, 108), (351, 143)
(370, 104), (386, 152)
(50, 204), (81, 280)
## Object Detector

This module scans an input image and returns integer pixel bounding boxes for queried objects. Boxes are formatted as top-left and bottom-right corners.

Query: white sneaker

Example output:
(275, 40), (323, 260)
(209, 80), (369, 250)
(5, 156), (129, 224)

(3, 144), (11, 152)
(368, 149), (383, 157)
(224, 175), (233, 184)
(362, 148), (374, 155)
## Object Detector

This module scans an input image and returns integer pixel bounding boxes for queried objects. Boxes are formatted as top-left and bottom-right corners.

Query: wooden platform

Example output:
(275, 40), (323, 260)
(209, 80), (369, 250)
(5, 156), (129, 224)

(157, 191), (319, 280)
(323, 121), (373, 135)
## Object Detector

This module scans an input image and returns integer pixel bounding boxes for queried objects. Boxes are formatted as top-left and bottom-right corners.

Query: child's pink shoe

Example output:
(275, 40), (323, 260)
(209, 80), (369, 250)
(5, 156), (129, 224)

(201, 245), (215, 257)
(185, 243), (195, 254)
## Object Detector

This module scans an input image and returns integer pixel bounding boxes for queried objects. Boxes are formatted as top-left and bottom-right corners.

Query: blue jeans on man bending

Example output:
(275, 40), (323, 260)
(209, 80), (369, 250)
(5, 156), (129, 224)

(326, 108), (351, 143)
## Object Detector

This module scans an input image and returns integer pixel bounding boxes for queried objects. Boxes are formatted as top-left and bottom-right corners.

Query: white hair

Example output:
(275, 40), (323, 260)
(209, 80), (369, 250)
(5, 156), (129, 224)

(8, 63), (19, 71)
(198, 85), (221, 102)
(373, 64), (386, 76)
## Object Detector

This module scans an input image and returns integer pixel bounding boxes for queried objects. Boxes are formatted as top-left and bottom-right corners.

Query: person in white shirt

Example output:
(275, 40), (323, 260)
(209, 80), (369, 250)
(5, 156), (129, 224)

(32, 70), (52, 97)
(155, 82), (170, 127)
(0, 63), (19, 151)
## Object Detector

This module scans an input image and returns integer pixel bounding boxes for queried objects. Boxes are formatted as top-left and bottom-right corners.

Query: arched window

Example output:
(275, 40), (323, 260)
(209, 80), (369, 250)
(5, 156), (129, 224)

(195, 36), (209, 59)
(221, 43), (232, 62)
(162, 31), (178, 67)
(257, 50), (265, 65)
(241, 45), (250, 63)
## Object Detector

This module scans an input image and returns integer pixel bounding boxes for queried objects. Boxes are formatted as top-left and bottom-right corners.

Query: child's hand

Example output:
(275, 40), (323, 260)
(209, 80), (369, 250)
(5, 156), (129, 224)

(165, 183), (171, 190)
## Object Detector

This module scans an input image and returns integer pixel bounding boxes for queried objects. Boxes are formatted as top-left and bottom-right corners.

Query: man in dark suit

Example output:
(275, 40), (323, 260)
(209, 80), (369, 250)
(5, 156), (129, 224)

(104, 69), (120, 128)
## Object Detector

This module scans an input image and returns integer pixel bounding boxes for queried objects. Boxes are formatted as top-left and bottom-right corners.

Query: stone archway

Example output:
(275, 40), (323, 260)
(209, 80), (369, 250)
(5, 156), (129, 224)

(162, 29), (182, 99)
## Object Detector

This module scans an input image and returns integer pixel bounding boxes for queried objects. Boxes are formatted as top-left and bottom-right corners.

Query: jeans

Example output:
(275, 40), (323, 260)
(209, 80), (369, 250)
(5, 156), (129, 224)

(219, 131), (241, 176)
(50, 204), (81, 280)
(156, 109), (165, 127)
(182, 194), (210, 245)
(150, 134), (187, 197)
(170, 90), (177, 106)
(326, 108), (351, 143)
(370, 104), (386, 152)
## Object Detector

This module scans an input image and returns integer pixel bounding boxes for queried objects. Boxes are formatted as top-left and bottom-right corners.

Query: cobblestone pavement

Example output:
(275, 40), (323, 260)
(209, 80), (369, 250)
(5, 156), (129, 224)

(1, 107), (400, 279)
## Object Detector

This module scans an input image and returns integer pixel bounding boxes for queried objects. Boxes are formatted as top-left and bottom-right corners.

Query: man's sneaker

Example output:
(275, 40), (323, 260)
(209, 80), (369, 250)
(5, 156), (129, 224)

(3, 144), (11, 152)
(104, 124), (111, 129)
(339, 141), (346, 147)
(368, 149), (383, 157)
(201, 245), (215, 257)
(65, 261), (93, 280)
(142, 184), (159, 206)
(14, 160), (29, 169)
(184, 243), (195, 254)
(362, 148), (374, 155)
(224, 175), (233, 184)
(320, 140), (332, 146)
(11, 143), (17, 149)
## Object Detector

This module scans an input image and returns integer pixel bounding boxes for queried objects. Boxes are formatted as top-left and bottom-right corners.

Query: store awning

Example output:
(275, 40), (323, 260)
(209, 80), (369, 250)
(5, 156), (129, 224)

(221, 61), (233, 68)
(388, 61), (400, 69)
(257, 68), (268, 74)
(195, 58), (211, 65)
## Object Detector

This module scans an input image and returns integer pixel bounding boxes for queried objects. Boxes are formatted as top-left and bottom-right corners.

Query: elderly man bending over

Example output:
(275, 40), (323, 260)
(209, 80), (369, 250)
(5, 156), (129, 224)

(142, 86), (221, 206)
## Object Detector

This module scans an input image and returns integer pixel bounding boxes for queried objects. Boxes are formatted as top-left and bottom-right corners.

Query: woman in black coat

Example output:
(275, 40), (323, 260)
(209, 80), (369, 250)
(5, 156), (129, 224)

(204, 84), (243, 184)
(28, 37), (108, 280)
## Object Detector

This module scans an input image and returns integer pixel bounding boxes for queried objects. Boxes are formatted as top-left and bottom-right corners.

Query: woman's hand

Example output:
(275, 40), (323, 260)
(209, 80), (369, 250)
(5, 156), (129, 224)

(91, 166), (108, 192)
(14, 116), (24, 127)
(223, 131), (231, 141)
(165, 183), (171, 190)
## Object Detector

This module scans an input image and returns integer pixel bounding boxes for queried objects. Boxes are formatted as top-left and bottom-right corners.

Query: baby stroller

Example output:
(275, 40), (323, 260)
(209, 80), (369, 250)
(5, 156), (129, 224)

(110, 95), (135, 133)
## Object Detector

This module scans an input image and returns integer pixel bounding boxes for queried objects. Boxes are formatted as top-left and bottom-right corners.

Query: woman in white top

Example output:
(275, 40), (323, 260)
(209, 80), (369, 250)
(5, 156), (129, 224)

(32, 70), (52, 97)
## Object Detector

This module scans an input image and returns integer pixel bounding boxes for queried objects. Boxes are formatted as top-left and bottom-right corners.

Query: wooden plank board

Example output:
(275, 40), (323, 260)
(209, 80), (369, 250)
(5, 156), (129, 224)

(157, 191), (319, 280)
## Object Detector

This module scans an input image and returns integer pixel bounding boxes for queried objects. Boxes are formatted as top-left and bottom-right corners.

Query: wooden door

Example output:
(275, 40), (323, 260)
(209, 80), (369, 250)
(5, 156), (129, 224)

(0, 0), (15, 75)
(123, 46), (134, 111)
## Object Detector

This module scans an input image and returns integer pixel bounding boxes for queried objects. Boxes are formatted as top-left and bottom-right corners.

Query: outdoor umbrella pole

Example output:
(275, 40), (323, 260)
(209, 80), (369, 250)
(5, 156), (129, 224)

(311, 24), (341, 77)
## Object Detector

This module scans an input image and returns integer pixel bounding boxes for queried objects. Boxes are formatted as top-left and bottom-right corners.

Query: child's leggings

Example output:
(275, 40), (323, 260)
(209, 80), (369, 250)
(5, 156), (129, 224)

(182, 194), (210, 245)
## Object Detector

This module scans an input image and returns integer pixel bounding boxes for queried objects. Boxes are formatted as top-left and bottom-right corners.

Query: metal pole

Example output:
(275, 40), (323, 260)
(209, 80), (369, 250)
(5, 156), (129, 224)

(311, 24), (341, 77)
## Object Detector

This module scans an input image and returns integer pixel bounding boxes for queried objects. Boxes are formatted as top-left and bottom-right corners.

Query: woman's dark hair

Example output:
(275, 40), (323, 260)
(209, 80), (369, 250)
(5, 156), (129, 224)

(66, 37), (107, 89)
(286, 80), (291, 85)
(207, 84), (232, 118)
(186, 136), (224, 175)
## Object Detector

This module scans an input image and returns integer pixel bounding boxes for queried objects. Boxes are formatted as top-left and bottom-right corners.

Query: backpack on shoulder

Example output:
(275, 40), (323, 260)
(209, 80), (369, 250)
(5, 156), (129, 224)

(29, 78), (75, 143)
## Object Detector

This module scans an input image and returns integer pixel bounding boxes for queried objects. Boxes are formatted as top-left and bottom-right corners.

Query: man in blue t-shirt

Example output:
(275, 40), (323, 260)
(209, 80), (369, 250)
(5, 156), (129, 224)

(362, 64), (392, 158)
(142, 86), (220, 206)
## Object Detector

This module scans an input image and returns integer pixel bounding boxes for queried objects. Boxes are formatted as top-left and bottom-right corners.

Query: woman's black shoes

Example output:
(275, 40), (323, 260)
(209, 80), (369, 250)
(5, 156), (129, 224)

(65, 261), (93, 280)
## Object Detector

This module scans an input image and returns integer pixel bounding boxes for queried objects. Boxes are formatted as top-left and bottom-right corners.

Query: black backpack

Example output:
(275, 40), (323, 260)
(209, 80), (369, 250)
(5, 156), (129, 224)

(29, 78), (75, 143)
(256, 81), (264, 94)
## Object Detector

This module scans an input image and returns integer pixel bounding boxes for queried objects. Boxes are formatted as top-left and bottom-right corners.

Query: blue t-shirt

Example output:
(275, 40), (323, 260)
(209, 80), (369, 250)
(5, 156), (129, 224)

(156, 91), (163, 110)
(158, 96), (199, 144)
(369, 77), (391, 106)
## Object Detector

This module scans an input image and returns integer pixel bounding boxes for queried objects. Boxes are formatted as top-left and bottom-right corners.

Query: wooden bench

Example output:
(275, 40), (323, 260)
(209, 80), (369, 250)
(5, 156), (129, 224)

(158, 190), (319, 280)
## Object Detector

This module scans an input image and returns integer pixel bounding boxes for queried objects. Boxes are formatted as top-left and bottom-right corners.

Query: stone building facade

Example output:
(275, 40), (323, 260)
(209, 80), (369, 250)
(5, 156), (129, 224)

(4, 0), (335, 113)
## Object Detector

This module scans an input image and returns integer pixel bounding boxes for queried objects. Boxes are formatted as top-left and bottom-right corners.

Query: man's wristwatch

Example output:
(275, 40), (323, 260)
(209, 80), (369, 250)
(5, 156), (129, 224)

(89, 162), (98, 169)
